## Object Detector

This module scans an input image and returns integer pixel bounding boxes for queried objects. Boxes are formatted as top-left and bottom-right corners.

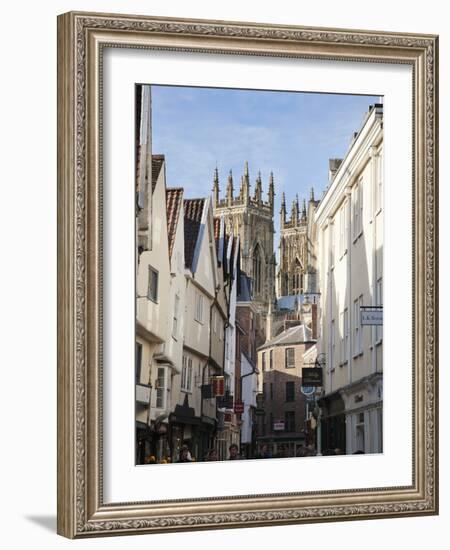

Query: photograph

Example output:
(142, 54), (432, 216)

(135, 83), (384, 465)
(56, 10), (437, 537)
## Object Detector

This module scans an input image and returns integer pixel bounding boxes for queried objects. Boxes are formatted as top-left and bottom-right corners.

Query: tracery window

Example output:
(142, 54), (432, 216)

(291, 257), (303, 294)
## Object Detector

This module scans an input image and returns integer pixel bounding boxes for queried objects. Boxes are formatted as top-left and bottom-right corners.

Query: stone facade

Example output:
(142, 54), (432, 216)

(315, 104), (384, 454)
(212, 162), (276, 317)
(277, 189), (320, 298)
(256, 325), (315, 457)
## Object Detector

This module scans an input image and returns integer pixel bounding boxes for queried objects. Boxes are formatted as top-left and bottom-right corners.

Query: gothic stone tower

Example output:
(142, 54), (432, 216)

(212, 162), (276, 317)
(277, 188), (318, 297)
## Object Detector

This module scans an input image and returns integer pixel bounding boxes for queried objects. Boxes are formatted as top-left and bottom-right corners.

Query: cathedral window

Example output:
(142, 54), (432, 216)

(291, 258), (303, 294)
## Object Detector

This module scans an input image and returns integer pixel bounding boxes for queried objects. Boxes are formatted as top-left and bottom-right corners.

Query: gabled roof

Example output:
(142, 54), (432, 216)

(166, 188), (184, 259)
(151, 154), (165, 192)
(258, 324), (313, 350)
(184, 198), (206, 269)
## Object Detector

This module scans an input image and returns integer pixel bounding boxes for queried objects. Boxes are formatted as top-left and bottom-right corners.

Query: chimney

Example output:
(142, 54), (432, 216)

(328, 158), (343, 182)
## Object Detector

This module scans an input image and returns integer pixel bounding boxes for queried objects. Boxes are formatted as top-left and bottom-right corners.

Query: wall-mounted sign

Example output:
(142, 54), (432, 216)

(212, 376), (225, 396)
(201, 384), (213, 399)
(217, 391), (233, 409)
(273, 421), (285, 431)
(360, 306), (383, 326)
(136, 384), (151, 405)
(234, 401), (244, 414)
(302, 368), (323, 387)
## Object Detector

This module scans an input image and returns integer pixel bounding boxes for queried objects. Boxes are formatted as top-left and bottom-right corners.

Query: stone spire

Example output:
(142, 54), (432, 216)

(280, 191), (286, 227)
(310, 186), (315, 202)
(291, 195), (299, 225)
(268, 171), (275, 213)
(241, 161), (250, 205)
(212, 166), (220, 207)
(254, 171), (263, 204)
(302, 198), (307, 220)
(226, 169), (234, 206)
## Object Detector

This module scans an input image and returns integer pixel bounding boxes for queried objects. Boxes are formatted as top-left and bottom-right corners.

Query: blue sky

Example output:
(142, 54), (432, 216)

(151, 85), (378, 237)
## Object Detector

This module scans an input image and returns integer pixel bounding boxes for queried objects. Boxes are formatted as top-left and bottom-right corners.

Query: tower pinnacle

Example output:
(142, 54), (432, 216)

(212, 166), (220, 207)
(226, 170), (234, 205)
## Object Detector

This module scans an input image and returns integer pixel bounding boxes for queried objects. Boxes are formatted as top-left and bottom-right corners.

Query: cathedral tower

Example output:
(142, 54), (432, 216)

(277, 188), (319, 298)
(212, 162), (276, 316)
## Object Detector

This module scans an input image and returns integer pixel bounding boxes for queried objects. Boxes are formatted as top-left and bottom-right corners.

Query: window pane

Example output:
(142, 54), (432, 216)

(285, 348), (295, 368)
(148, 267), (158, 301)
(286, 381), (295, 402)
(135, 343), (142, 383)
(285, 411), (295, 431)
(156, 367), (165, 408)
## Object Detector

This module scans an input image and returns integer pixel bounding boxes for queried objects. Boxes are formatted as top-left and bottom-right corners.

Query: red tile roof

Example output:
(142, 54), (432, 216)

(184, 198), (205, 269)
(166, 188), (184, 259)
(213, 217), (221, 255)
(152, 154), (165, 191)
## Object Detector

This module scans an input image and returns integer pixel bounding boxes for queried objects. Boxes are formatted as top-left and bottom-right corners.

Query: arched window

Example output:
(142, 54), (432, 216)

(253, 244), (262, 295)
(292, 257), (304, 294)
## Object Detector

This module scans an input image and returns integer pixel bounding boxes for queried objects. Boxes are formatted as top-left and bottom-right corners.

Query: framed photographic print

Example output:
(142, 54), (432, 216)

(57, 11), (438, 538)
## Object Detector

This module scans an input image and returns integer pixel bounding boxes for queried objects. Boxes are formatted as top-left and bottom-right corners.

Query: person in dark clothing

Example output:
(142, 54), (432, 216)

(176, 445), (192, 463)
(257, 444), (272, 459)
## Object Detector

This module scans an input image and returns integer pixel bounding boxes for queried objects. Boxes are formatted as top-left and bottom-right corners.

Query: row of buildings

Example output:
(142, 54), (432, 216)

(135, 84), (384, 462)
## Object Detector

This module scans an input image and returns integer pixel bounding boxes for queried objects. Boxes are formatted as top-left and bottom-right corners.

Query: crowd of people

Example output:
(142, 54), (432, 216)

(145, 444), (366, 464)
(143, 443), (365, 464)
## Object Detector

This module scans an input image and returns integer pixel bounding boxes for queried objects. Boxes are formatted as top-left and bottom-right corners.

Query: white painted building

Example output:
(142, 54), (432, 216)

(135, 153), (172, 461)
(170, 196), (222, 462)
(315, 104), (383, 454)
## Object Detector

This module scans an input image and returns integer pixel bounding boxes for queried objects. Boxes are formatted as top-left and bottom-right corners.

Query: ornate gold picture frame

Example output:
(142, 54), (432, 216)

(57, 11), (438, 538)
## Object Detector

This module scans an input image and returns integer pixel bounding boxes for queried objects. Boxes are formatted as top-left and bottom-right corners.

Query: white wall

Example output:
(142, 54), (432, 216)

(0, 1), (447, 549)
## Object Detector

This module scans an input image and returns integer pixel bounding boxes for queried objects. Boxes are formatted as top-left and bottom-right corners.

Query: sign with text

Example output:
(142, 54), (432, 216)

(234, 401), (244, 414)
(301, 368), (323, 387)
(361, 306), (383, 326)
(273, 421), (285, 431)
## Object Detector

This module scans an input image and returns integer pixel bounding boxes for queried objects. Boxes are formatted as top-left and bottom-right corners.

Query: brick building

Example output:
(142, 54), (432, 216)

(256, 324), (315, 457)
